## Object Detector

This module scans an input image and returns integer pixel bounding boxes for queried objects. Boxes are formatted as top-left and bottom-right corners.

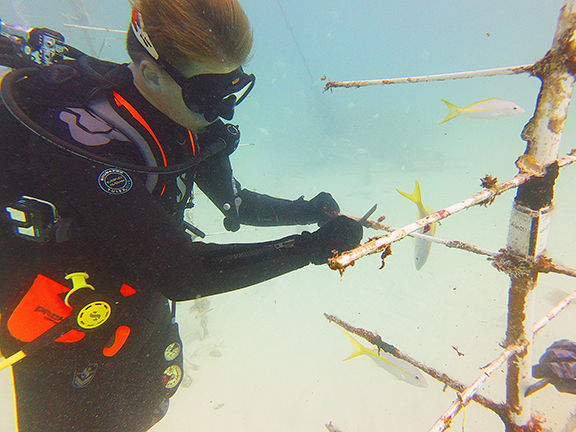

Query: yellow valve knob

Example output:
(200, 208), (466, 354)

(65, 272), (94, 290)
(64, 272), (95, 307)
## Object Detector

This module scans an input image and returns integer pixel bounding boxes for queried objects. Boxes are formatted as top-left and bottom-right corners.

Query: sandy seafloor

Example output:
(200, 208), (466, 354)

(2, 1), (576, 431)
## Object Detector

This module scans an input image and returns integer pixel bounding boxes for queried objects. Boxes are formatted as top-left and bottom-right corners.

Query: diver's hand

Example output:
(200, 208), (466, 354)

(306, 216), (363, 265)
(531, 339), (576, 395)
(308, 192), (340, 225)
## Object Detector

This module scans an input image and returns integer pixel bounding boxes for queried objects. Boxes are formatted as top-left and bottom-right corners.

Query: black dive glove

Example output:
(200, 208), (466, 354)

(304, 215), (363, 265)
(525, 339), (576, 396)
(233, 190), (341, 227)
(308, 192), (341, 225)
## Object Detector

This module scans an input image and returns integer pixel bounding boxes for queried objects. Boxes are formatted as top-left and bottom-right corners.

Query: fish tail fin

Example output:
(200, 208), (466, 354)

(439, 99), (461, 124)
(396, 180), (423, 207)
(343, 332), (369, 361)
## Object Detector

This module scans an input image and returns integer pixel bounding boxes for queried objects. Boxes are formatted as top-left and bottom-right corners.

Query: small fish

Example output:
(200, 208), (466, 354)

(182, 330), (202, 342)
(343, 333), (428, 388)
(397, 181), (436, 270)
(439, 98), (525, 124)
(190, 342), (225, 359)
(184, 357), (201, 371)
(258, 127), (270, 138)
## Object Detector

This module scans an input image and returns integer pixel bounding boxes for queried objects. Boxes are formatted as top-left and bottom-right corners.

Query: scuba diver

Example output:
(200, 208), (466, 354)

(0, 0), (363, 430)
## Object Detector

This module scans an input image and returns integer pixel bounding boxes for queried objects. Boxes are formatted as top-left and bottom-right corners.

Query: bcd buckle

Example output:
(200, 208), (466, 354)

(4, 195), (59, 242)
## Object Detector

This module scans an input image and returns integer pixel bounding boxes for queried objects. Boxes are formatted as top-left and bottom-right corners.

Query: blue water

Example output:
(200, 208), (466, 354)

(2, 1), (576, 431)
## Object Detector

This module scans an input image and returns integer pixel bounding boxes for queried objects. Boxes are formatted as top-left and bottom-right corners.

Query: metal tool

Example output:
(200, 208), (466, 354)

(357, 203), (378, 227)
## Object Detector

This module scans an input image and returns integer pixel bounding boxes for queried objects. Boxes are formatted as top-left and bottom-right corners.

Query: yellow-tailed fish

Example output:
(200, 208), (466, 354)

(343, 332), (428, 388)
(439, 98), (525, 124)
(397, 181), (436, 270)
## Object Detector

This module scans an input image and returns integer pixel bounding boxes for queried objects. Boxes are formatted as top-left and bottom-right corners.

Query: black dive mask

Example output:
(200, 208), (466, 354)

(160, 61), (255, 122)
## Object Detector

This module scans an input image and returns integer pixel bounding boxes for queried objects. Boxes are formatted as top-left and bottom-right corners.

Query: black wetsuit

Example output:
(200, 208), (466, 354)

(0, 56), (344, 431)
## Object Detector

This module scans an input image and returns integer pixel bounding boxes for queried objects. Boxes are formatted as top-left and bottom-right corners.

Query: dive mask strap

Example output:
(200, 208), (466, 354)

(130, 9), (187, 82)
(130, 10), (160, 60)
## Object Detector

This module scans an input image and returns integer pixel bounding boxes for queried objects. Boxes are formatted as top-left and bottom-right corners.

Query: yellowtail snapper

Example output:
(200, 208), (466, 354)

(343, 332), (428, 388)
(397, 181), (436, 270)
(439, 98), (525, 124)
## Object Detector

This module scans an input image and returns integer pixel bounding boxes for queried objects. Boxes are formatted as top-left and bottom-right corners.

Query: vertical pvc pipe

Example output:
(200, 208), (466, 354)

(505, 1), (576, 428)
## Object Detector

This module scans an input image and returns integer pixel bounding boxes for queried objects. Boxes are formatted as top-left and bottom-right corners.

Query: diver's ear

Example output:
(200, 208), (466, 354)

(140, 60), (162, 92)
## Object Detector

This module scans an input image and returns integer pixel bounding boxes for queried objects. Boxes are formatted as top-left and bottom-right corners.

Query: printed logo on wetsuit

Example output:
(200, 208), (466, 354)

(98, 168), (133, 195)
(72, 363), (98, 389)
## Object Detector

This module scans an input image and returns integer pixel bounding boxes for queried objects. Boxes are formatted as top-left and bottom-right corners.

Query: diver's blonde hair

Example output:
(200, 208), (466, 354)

(128, 0), (253, 68)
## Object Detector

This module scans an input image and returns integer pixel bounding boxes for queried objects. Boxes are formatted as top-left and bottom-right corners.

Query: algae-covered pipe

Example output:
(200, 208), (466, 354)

(504, 1), (576, 428)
